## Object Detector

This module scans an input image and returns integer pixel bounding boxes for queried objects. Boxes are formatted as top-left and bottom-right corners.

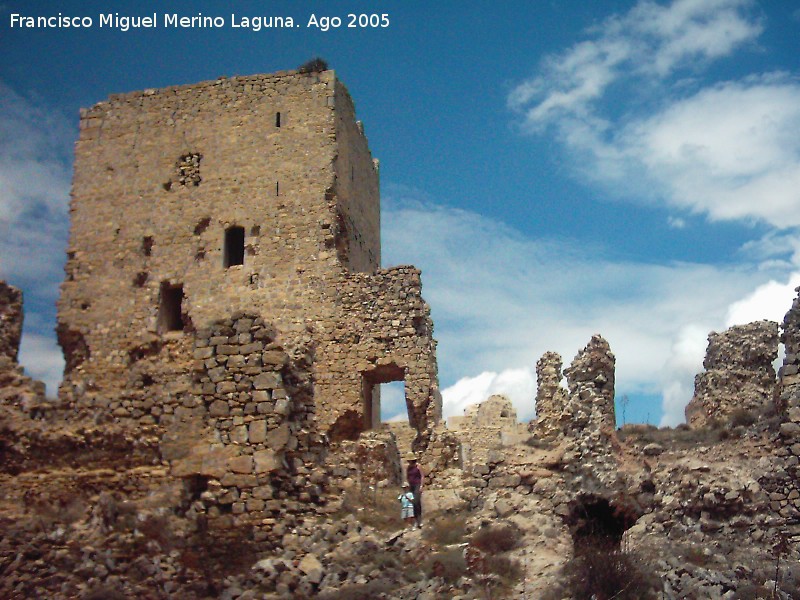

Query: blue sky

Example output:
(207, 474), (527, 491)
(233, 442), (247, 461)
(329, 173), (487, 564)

(2, 0), (800, 426)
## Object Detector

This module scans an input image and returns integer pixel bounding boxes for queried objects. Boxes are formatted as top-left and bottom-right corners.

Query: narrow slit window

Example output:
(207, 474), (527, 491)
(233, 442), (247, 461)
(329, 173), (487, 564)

(224, 226), (245, 268)
(276, 181), (280, 196)
(158, 283), (185, 333)
(275, 112), (281, 127)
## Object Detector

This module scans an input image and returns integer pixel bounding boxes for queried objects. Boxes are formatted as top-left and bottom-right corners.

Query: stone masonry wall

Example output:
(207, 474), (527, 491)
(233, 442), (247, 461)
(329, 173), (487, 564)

(686, 321), (778, 428)
(0, 281), (22, 362)
(0, 281), (46, 412)
(562, 334), (616, 432)
(448, 395), (526, 470)
(770, 289), (800, 522)
(332, 80), (380, 273)
(530, 336), (621, 492)
(57, 69), (441, 442)
(533, 351), (568, 439)
(169, 313), (328, 543)
(317, 266), (440, 442)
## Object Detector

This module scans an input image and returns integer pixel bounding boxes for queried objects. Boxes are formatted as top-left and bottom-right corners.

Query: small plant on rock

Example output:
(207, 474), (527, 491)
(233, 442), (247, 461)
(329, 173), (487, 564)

(545, 540), (660, 600)
(470, 524), (521, 554)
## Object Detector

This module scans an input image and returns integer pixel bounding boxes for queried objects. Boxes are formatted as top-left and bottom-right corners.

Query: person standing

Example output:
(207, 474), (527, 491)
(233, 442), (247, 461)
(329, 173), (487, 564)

(405, 453), (423, 528)
(398, 483), (415, 527)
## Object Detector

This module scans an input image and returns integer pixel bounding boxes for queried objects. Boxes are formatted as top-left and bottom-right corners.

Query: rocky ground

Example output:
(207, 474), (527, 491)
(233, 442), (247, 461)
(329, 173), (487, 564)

(3, 396), (800, 599)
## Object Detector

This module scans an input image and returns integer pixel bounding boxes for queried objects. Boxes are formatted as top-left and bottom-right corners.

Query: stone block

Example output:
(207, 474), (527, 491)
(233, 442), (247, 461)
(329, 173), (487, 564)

(262, 350), (289, 366)
(781, 422), (800, 438)
(253, 390), (273, 402)
(254, 450), (282, 473)
(194, 347), (214, 360)
(267, 423), (291, 450)
(228, 455), (253, 474)
(216, 381), (237, 394)
(254, 372), (281, 390)
(249, 420), (267, 443)
(230, 425), (248, 444)
(209, 400), (230, 417)
(246, 498), (265, 512)
(298, 554), (324, 585)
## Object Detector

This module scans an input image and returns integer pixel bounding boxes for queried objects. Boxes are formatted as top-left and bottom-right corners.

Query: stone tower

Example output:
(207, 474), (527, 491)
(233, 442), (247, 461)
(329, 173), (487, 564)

(57, 69), (441, 441)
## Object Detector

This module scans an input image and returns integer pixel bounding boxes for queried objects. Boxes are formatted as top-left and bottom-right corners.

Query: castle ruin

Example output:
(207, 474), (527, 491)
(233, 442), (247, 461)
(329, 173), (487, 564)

(56, 69), (441, 444)
(5, 67), (800, 599)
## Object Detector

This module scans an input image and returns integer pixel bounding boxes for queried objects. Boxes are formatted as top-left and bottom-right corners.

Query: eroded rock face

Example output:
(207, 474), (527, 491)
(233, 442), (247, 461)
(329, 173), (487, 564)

(686, 321), (778, 428)
(0, 281), (23, 362)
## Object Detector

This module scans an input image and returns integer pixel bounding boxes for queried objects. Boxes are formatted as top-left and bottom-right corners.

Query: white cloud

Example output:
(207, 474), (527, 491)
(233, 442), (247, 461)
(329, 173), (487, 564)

(383, 193), (789, 426)
(659, 324), (709, 426)
(667, 216), (687, 229)
(508, 1), (800, 231)
(18, 332), (64, 398)
(509, 0), (761, 127)
(442, 369), (536, 422)
(617, 79), (800, 227)
(725, 272), (800, 327)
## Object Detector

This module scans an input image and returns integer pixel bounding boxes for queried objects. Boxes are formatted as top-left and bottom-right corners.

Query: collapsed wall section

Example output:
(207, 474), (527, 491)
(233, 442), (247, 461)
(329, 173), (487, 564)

(0, 281), (23, 362)
(533, 351), (568, 439)
(0, 281), (46, 412)
(685, 321), (778, 428)
(316, 266), (441, 443)
(448, 394), (526, 470)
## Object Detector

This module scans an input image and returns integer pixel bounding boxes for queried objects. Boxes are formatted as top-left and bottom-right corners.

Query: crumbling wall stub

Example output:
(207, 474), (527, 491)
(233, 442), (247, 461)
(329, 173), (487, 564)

(0, 281), (46, 413)
(447, 395), (525, 471)
(563, 334), (616, 432)
(533, 351), (568, 438)
(770, 289), (800, 521)
(686, 320), (778, 429)
(780, 289), (800, 423)
(0, 281), (23, 362)
(316, 266), (441, 445)
(531, 336), (622, 490)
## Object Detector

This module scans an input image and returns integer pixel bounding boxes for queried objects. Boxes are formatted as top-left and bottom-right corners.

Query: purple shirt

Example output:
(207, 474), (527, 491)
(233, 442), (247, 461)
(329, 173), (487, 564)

(407, 464), (423, 487)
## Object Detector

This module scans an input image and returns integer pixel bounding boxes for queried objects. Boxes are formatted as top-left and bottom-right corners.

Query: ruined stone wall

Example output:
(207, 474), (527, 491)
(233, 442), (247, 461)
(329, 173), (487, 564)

(0, 282), (22, 362)
(686, 321), (778, 428)
(780, 289), (800, 422)
(0, 281), (45, 412)
(57, 69), (440, 440)
(532, 351), (568, 439)
(448, 395), (526, 471)
(770, 289), (800, 522)
(332, 80), (380, 273)
(168, 313), (328, 539)
(316, 266), (440, 442)
(528, 336), (621, 491)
